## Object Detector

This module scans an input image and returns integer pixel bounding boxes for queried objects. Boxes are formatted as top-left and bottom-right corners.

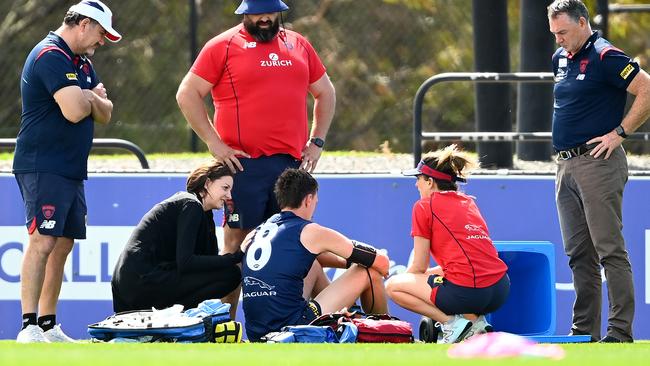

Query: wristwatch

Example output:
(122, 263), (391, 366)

(615, 125), (628, 138)
(310, 137), (325, 148)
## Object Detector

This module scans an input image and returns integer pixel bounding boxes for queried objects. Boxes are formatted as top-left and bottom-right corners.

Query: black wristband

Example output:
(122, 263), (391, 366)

(347, 240), (377, 268)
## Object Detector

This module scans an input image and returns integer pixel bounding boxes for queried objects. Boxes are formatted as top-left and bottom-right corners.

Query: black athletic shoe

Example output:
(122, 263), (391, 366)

(599, 335), (633, 343)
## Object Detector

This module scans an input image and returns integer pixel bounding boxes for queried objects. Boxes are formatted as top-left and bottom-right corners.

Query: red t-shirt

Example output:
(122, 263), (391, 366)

(411, 191), (507, 288)
(191, 24), (327, 159)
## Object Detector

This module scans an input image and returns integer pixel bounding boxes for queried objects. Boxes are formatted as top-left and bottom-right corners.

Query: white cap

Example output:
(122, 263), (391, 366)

(69, 1), (121, 42)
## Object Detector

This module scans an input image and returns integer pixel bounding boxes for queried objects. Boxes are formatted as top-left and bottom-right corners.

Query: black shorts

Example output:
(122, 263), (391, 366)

(297, 300), (322, 325)
(224, 154), (300, 229)
(15, 172), (87, 239)
(428, 273), (510, 315)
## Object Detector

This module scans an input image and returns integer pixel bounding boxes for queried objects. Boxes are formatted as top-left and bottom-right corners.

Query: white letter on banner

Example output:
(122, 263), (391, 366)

(0, 226), (225, 300)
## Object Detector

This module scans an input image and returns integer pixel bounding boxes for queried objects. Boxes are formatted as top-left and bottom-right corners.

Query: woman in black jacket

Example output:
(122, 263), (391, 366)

(111, 160), (242, 312)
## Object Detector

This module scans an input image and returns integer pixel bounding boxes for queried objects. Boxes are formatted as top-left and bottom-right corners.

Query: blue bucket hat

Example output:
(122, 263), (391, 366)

(234, 0), (289, 15)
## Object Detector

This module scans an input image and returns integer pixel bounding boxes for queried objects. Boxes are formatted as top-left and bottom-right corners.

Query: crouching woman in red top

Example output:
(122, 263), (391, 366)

(386, 145), (509, 344)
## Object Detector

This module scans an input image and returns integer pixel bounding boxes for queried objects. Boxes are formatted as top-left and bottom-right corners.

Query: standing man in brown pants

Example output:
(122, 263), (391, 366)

(548, 0), (650, 342)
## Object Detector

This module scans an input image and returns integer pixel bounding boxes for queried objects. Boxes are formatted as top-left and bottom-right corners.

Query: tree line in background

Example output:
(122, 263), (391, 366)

(0, 0), (649, 154)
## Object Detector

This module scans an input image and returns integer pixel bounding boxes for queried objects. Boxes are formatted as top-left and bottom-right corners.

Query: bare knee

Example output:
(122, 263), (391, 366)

(385, 276), (400, 298)
(384, 275), (411, 302)
(26, 234), (57, 258)
(48, 238), (74, 263)
(349, 265), (382, 281)
(223, 228), (250, 254)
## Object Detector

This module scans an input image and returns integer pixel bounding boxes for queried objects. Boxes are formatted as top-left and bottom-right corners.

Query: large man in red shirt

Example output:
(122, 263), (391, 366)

(176, 0), (335, 316)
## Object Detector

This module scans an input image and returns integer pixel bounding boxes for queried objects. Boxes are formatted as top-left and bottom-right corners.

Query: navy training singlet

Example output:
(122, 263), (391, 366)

(242, 211), (317, 341)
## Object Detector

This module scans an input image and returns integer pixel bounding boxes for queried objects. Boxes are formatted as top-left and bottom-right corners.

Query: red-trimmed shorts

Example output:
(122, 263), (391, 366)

(15, 172), (86, 239)
(428, 273), (510, 315)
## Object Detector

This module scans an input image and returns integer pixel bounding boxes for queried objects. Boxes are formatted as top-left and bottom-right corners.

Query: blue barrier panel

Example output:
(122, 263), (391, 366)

(1, 173), (649, 340)
(492, 241), (555, 336)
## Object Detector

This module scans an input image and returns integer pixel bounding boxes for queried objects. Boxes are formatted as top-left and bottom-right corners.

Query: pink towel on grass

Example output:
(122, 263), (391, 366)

(447, 332), (565, 360)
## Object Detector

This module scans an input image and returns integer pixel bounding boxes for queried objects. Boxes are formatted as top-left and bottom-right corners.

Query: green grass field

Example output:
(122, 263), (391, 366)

(1, 342), (649, 366)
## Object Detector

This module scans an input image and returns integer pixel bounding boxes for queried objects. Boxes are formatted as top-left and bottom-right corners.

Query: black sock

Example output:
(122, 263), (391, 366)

(22, 313), (37, 330)
(38, 314), (56, 332)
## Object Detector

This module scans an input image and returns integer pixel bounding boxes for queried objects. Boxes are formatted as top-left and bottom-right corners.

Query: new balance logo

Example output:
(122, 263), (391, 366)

(39, 220), (56, 229)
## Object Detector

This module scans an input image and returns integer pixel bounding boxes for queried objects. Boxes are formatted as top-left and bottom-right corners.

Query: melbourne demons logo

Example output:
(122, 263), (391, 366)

(224, 199), (239, 223)
(580, 59), (589, 73)
(40, 205), (57, 229)
(42, 205), (56, 219)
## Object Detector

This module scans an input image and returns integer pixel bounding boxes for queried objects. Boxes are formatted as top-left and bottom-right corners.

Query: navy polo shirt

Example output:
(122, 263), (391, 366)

(13, 32), (100, 180)
(551, 32), (640, 151)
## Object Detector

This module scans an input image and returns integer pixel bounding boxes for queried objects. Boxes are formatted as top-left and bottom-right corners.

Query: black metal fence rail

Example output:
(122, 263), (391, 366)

(0, 138), (150, 169)
(412, 72), (650, 167)
(413, 72), (556, 166)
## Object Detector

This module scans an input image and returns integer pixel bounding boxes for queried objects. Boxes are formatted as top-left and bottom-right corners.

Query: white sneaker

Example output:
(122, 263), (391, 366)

(43, 324), (77, 343)
(436, 315), (473, 344)
(462, 315), (493, 340)
(16, 325), (50, 343)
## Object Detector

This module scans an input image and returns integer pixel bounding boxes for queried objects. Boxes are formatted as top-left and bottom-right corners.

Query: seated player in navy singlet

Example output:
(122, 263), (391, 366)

(241, 169), (390, 341)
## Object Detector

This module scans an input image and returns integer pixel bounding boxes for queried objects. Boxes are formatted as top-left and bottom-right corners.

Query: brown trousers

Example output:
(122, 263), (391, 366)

(555, 146), (634, 341)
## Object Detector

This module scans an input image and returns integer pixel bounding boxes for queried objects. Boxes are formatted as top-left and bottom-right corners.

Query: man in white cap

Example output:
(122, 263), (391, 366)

(13, 0), (121, 343)
(177, 0), (336, 318)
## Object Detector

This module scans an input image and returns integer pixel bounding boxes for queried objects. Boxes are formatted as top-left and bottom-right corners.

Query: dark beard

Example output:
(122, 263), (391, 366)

(243, 17), (280, 43)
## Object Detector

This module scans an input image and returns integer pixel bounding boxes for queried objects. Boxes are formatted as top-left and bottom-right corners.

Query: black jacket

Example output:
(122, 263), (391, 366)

(112, 191), (243, 284)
